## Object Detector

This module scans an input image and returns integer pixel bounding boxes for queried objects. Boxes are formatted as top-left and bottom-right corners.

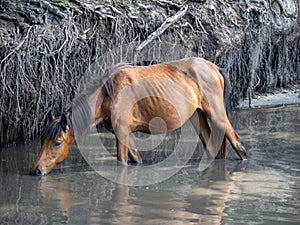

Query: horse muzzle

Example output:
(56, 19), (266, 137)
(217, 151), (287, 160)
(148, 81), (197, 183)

(29, 168), (45, 176)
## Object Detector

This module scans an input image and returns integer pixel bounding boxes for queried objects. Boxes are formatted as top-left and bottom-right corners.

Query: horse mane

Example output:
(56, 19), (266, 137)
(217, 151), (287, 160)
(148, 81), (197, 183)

(68, 94), (92, 137)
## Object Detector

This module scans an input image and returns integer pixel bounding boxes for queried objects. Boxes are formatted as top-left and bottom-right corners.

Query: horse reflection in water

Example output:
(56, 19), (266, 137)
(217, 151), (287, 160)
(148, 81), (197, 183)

(97, 163), (236, 225)
(35, 162), (239, 224)
(37, 177), (75, 223)
(31, 57), (247, 176)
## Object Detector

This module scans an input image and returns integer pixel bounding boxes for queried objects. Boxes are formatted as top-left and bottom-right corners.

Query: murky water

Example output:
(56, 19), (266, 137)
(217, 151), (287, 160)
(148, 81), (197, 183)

(0, 106), (299, 224)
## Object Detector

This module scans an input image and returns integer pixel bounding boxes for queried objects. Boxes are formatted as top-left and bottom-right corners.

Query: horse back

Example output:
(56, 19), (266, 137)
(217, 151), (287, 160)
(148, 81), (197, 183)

(165, 57), (230, 118)
(105, 57), (230, 121)
(109, 62), (201, 101)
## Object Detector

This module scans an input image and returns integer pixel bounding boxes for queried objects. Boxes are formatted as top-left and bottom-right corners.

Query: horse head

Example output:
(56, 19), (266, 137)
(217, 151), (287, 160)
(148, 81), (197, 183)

(30, 114), (74, 175)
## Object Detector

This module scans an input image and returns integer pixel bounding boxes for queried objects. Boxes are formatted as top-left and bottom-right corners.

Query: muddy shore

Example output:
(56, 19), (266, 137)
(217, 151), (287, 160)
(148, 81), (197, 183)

(238, 84), (300, 109)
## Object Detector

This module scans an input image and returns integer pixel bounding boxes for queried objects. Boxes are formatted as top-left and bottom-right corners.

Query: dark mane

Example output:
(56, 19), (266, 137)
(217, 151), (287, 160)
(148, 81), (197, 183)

(41, 116), (70, 140)
(69, 94), (92, 137)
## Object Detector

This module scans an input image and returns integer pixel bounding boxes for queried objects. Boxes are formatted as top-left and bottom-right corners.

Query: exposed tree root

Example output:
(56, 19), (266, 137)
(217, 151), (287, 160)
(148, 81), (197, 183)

(0, 0), (299, 147)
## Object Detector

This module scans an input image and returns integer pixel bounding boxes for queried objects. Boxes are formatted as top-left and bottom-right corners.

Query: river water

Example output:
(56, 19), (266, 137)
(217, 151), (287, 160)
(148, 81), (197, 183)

(0, 106), (299, 224)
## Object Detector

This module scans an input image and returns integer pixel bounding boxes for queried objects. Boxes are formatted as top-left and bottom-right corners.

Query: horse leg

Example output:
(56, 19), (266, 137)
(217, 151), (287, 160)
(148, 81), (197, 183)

(215, 137), (228, 159)
(190, 110), (229, 159)
(127, 136), (143, 164)
(217, 121), (246, 159)
(190, 110), (211, 156)
(211, 118), (246, 159)
(216, 112), (232, 159)
(116, 133), (143, 165)
(116, 137), (129, 165)
(205, 109), (246, 159)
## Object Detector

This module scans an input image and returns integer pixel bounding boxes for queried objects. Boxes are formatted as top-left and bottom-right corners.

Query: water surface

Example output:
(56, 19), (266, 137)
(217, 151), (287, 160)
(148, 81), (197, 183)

(0, 106), (299, 224)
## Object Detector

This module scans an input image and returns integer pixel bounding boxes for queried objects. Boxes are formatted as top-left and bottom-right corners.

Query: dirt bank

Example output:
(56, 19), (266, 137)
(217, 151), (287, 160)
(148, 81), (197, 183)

(0, 0), (299, 146)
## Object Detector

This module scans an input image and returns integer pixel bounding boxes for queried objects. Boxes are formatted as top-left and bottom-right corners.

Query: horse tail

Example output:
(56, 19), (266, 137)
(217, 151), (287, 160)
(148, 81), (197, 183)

(219, 68), (232, 117)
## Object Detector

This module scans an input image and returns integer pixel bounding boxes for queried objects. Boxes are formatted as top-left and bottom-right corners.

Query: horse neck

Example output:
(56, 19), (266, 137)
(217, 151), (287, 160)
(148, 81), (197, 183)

(70, 85), (109, 138)
(69, 93), (93, 139)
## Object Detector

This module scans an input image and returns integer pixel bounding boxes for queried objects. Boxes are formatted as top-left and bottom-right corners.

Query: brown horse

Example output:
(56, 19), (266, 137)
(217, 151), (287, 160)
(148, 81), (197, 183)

(30, 57), (246, 175)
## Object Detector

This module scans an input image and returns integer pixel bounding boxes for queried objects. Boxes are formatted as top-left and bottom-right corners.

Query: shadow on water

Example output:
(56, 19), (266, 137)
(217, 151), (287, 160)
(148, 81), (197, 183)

(0, 106), (299, 224)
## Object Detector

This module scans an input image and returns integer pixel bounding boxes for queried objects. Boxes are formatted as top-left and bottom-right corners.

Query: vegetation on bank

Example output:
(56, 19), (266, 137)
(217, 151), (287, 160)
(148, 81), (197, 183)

(0, 0), (299, 147)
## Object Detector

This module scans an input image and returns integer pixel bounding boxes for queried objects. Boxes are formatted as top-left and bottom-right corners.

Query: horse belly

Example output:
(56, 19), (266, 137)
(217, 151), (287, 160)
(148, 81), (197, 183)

(132, 97), (197, 134)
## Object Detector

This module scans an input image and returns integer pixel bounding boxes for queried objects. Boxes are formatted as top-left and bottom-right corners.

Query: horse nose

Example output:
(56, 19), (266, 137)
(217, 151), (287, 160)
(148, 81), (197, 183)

(30, 168), (42, 176)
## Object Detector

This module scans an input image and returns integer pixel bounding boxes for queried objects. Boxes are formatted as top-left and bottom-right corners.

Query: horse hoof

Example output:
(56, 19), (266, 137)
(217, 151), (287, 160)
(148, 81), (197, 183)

(240, 153), (247, 160)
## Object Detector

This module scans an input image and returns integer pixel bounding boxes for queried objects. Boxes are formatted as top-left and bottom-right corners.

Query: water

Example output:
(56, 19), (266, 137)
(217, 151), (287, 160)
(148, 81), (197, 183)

(0, 106), (299, 224)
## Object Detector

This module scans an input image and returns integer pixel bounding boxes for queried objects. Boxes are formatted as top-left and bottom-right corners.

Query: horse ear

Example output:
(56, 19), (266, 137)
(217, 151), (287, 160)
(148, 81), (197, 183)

(49, 113), (55, 122)
(60, 114), (68, 131)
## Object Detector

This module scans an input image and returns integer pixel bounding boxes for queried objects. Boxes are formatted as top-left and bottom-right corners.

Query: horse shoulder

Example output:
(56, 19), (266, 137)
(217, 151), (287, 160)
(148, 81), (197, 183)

(111, 68), (134, 91)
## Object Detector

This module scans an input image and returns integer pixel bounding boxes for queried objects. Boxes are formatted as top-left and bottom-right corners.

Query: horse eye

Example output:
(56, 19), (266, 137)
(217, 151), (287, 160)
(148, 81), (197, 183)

(54, 142), (62, 147)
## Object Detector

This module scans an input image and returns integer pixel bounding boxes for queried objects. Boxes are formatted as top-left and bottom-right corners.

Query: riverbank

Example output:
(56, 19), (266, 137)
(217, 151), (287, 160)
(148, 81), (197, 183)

(1, 0), (299, 147)
(238, 84), (300, 109)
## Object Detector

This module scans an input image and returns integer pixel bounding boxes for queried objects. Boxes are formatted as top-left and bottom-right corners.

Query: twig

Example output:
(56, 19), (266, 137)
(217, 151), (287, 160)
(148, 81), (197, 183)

(109, 5), (123, 15)
(136, 3), (153, 10)
(136, 5), (188, 51)
(152, 0), (183, 8)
